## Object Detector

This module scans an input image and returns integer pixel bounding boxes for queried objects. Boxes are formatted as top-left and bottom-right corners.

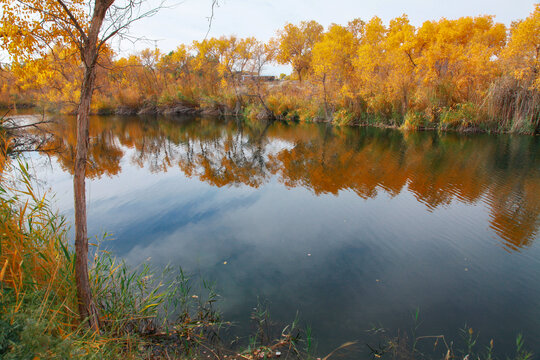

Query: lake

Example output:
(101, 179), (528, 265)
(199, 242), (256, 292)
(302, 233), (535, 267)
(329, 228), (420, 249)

(19, 114), (540, 357)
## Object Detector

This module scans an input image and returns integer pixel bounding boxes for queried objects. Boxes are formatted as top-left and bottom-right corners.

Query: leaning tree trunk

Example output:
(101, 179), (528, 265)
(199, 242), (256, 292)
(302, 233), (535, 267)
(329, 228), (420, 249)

(74, 62), (100, 332)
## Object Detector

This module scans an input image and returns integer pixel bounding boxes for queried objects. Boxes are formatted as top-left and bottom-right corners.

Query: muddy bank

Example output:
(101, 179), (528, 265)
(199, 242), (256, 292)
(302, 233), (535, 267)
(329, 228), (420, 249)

(95, 103), (232, 117)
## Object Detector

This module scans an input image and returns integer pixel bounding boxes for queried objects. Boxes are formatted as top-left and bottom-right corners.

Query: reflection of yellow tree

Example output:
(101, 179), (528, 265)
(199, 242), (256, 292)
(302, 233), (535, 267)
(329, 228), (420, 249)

(38, 115), (123, 178)
(269, 128), (539, 251)
(177, 121), (273, 188)
(37, 116), (540, 252)
(487, 181), (540, 252)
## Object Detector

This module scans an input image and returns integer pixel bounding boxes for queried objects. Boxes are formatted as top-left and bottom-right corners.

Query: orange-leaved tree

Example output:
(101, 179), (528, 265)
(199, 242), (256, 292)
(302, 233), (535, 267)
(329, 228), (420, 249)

(312, 24), (358, 119)
(497, 4), (540, 132)
(276, 20), (323, 82)
(0, 0), (165, 331)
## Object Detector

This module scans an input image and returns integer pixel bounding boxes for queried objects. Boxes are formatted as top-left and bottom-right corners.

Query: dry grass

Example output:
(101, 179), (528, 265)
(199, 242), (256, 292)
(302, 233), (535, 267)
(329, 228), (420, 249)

(485, 76), (540, 134)
(0, 158), (79, 327)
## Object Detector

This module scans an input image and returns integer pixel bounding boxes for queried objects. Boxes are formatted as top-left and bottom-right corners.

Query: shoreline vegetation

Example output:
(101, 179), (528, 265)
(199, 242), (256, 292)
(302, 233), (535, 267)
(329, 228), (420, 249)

(1, 6), (539, 135)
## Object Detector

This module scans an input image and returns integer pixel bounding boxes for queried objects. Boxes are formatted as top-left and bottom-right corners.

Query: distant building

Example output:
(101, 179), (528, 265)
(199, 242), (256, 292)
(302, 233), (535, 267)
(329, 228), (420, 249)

(233, 71), (276, 82)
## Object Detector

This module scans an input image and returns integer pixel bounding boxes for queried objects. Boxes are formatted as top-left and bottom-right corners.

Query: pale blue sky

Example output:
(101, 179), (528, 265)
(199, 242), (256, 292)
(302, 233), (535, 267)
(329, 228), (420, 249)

(119, 0), (538, 74)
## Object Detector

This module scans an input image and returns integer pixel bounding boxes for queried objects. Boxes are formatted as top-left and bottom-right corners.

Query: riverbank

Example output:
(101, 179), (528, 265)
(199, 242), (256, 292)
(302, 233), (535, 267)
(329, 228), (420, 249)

(2, 6), (538, 137)
(4, 96), (539, 136)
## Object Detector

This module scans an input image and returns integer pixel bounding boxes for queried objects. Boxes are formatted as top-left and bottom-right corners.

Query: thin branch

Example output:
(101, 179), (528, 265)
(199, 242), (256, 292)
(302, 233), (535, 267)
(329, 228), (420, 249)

(98, 0), (167, 51)
(2, 120), (54, 130)
(2, 111), (54, 132)
(204, 0), (219, 40)
(54, 0), (88, 43)
(405, 50), (417, 68)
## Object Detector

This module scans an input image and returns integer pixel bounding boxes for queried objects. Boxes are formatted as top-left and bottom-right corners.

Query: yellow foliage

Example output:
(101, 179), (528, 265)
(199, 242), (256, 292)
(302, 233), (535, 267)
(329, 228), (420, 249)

(1, 5), (538, 132)
(276, 21), (324, 81)
(502, 4), (540, 90)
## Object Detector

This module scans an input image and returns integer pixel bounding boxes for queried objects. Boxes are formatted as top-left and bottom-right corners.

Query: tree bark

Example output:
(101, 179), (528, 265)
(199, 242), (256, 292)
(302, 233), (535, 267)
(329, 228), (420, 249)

(73, 0), (113, 332)
(74, 62), (100, 332)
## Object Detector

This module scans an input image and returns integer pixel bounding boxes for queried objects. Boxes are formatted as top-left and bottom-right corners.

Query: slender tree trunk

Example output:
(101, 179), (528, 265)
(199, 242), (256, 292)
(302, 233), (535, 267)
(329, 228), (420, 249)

(251, 66), (273, 120)
(74, 62), (100, 332)
(322, 73), (330, 120)
(254, 80), (273, 119)
(73, 0), (113, 332)
(230, 73), (243, 115)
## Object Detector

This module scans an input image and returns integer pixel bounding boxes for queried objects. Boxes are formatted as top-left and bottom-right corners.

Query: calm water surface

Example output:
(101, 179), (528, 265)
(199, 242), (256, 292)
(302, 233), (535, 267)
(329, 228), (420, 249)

(23, 114), (540, 357)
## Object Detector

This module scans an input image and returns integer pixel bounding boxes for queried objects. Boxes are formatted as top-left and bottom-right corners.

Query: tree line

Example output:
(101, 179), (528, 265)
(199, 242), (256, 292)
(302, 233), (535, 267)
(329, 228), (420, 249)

(2, 6), (538, 133)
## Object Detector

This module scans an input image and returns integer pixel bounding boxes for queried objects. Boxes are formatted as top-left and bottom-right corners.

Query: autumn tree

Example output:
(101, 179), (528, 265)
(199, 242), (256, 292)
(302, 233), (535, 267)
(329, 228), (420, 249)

(158, 44), (195, 99)
(490, 4), (540, 132)
(12, 44), (116, 113)
(0, 0), (166, 331)
(245, 40), (277, 117)
(276, 20), (323, 82)
(192, 38), (224, 96)
(347, 18), (366, 40)
(312, 24), (358, 119)
(383, 15), (418, 115)
(414, 16), (506, 106)
(107, 49), (163, 112)
(354, 16), (391, 115)
(503, 4), (540, 91)
(216, 36), (258, 109)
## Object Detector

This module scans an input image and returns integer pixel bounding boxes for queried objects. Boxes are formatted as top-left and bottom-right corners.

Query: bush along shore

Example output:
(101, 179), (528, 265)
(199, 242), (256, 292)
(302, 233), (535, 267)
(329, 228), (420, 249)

(7, 87), (539, 136)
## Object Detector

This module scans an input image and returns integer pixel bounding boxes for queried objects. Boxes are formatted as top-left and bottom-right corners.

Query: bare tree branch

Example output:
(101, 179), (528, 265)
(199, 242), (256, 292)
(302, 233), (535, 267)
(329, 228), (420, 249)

(204, 0), (219, 40)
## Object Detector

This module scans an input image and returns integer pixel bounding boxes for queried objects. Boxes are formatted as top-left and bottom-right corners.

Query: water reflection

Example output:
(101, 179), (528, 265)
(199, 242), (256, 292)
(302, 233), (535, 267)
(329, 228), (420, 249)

(38, 115), (540, 252)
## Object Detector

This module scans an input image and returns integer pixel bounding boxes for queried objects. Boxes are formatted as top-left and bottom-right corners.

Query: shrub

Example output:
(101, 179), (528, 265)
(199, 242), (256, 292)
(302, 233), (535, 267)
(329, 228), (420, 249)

(401, 111), (429, 130)
(266, 93), (300, 120)
(440, 103), (479, 130)
(332, 109), (356, 126)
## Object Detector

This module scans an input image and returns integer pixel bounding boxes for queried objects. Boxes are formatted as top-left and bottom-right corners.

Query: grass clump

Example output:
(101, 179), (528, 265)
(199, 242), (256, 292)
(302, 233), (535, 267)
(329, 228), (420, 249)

(0, 160), (98, 359)
(366, 310), (534, 360)
(332, 109), (356, 126)
(440, 103), (476, 129)
(401, 111), (430, 131)
(437, 102), (509, 132)
(485, 76), (539, 134)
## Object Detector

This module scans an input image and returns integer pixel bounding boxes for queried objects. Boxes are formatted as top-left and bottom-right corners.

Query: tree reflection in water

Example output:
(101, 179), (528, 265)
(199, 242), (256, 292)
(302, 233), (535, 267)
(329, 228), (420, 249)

(37, 114), (540, 252)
